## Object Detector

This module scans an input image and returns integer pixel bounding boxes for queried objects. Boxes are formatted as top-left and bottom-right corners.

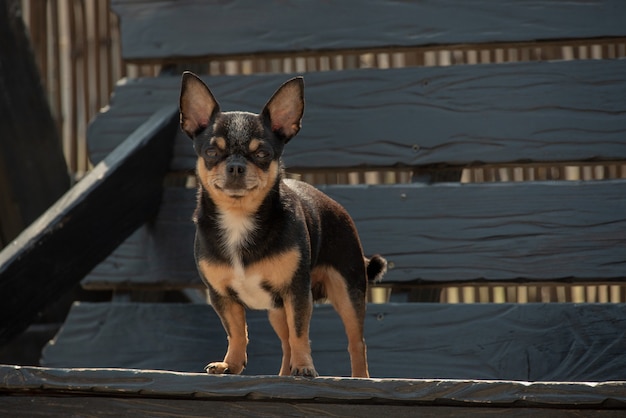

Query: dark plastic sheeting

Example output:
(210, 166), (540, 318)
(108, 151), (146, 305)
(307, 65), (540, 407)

(42, 302), (626, 382)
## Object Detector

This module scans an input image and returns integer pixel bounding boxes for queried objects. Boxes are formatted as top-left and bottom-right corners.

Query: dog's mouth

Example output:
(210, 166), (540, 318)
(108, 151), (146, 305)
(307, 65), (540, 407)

(215, 184), (258, 198)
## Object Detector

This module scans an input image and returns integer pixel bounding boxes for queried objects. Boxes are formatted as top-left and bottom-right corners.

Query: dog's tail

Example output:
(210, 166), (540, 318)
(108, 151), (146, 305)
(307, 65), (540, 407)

(365, 254), (387, 283)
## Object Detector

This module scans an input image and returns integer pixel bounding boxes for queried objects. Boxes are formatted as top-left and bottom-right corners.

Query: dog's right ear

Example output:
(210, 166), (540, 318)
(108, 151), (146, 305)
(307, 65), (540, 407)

(179, 71), (220, 138)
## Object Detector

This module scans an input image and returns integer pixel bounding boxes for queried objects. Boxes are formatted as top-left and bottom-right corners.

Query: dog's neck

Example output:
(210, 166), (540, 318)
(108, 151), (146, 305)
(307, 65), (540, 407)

(196, 174), (282, 256)
(217, 207), (256, 269)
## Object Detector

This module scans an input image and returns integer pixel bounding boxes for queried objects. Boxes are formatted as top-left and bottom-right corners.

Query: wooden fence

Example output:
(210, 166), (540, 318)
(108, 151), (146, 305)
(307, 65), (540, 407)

(20, 0), (158, 178)
(20, 1), (626, 302)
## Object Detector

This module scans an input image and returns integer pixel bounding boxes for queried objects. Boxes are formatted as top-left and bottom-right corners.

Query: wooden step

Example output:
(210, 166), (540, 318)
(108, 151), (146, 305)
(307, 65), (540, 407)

(1, 364), (625, 415)
(42, 302), (626, 381)
(83, 180), (626, 290)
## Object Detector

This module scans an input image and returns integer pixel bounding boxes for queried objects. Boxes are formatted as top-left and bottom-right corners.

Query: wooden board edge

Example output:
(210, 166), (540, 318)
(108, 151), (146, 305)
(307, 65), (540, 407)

(1, 365), (625, 409)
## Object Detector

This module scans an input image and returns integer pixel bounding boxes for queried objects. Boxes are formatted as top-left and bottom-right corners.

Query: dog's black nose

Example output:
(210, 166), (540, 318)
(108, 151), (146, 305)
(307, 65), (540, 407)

(226, 161), (247, 177)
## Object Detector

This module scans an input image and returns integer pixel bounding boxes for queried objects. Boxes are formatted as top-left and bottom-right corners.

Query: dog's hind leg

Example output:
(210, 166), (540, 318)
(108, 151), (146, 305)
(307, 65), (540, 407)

(320, 267), (370, 378)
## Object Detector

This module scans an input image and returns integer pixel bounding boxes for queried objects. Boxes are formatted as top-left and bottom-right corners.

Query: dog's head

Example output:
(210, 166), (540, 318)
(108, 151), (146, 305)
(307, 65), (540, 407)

(179, 72), (304, 211)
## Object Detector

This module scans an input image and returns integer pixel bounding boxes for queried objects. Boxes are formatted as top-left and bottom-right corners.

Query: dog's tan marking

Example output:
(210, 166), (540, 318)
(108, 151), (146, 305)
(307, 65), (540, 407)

(268, 308), (291, 376)
(196, 156), (213, 192)
(248, 138), (261, 152)
(248, 247), (301, 288)
(196, 158), (279, 217)
(311, 266), (369, 378)
(197, 248), (301, 310)
(197, 260), (234, 295)
(211, 136), (227, 150)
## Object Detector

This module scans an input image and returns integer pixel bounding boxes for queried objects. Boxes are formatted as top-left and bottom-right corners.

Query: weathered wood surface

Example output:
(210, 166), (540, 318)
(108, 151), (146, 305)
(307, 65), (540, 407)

(41, 302), (626, 382)
(2, 366), (626, 415)
(0, 0), (69, 248)
(0, 107), (178, 345)
(6, 397), (625, 418)
(83, 179), (626, 289)
(87, 59), (626, 170)
(110, 0), (626, 62)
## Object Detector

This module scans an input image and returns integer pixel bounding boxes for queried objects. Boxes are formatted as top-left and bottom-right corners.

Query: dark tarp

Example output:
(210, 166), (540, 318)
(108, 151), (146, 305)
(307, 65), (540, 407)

(42, 302), (626, 381)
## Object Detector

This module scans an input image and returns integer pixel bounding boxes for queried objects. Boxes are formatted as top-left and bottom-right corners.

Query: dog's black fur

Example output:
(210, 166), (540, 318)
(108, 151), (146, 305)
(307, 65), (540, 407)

(179, 72), (386, 378)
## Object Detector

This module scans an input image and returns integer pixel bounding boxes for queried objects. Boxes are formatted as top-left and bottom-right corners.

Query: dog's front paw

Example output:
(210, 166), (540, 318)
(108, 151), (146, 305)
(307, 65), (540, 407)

(291, 366), (318, 378)
(205, 361), (244, 375)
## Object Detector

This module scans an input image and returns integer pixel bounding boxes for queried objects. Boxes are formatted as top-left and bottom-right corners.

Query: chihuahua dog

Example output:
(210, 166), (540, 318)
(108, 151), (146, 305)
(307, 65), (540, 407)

(179, 72), (387, 378)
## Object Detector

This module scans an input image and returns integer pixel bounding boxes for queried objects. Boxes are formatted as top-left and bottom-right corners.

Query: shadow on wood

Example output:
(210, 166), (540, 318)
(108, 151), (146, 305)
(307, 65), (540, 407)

(0, 0), (69, 247)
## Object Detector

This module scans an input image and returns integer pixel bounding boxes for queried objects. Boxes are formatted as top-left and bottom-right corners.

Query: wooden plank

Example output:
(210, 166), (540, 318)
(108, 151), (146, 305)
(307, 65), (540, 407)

(83, 179), (626, 289)
(1, 367), (625, 415)
(110, 0), (626, 62)
(83, 187), (198, 289)
(6, 397), (623, 418)
(324, 180), (626, 283)
(3, 366), (626, 412)
(39, 302), (626, 382)
(86, 59), (626, 170)
(0, 107), (178, 345)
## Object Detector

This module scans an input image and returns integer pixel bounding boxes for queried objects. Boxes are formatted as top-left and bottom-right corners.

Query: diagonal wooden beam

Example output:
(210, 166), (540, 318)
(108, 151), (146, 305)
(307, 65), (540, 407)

(0, 106), (179, 345)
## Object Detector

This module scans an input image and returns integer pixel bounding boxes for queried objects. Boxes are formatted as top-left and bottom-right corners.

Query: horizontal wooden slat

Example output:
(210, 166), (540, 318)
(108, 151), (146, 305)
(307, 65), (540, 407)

(111, 0), (626, 62)
(325, 180), (626, 282)
(40, 302), (626, 381)
(83, 179), (626, 290)
(87, 59), (626, 170)
(3, 366), (626, 413)
(0, 107), (178, 344)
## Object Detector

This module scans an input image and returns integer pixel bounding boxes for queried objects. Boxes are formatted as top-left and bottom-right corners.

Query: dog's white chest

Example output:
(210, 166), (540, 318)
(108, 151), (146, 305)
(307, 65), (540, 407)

(198, 249), (301, 311)
(208, 211), (273, 309)
(198, 210), (301, 310)
(198, 259), (275, 310)
(218, 210), (256, 255)
(230, 263), (274, 309)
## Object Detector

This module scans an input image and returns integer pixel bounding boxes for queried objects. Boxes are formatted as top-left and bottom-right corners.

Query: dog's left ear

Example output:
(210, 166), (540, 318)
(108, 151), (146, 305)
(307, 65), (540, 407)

(262, 77), (304, 143)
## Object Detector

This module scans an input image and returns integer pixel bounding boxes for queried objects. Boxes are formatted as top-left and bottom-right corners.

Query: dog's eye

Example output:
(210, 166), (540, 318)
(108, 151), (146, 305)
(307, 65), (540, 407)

(255, 150), (269, 159)
(205, 148), (218, 158)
